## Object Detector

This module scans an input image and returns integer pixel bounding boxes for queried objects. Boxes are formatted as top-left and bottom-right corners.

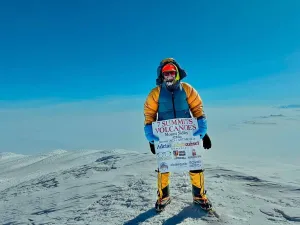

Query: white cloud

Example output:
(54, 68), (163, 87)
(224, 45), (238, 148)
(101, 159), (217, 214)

(0, 97), (146, 154)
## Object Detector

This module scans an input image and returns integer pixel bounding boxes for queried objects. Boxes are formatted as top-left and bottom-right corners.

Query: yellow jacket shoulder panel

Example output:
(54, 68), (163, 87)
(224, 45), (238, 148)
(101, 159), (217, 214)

(144, 86), (160, 124)
(181, 82), (205, 118)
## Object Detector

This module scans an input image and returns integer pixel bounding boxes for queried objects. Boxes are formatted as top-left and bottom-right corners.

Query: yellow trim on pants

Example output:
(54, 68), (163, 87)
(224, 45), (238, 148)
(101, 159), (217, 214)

(157, 172), (170, 199)
(189, 171), (205, 197)
(157, 171), (206, 199)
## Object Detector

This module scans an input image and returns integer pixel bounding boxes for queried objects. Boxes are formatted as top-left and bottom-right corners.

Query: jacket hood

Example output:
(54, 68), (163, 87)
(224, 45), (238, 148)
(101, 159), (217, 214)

(156, 58), (187, 85)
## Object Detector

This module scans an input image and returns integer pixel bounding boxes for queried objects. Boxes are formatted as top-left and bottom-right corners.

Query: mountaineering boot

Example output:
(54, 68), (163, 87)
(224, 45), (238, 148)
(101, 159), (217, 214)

(155, 196), (171, 212)
(189, 170), (212, 211)
(155, 171), (171, 212)
(193, 193), (212, 211)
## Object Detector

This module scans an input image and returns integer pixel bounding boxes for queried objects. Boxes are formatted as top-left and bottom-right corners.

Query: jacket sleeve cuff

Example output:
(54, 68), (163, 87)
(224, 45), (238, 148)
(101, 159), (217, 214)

(197, 116), (206, 120)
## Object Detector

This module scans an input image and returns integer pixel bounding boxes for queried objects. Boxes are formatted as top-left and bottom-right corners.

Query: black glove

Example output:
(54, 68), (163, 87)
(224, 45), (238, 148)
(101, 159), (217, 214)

(149, 142), (156, 154)
(202, 133), (212, 149)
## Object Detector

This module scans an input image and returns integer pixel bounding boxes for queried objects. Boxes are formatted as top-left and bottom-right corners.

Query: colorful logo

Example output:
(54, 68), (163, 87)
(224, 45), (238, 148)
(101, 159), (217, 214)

(172, 141), (200, 149)
(192, 149), (196, 156)
(173, 150), (186, 158)
(172, 143), (185, 148)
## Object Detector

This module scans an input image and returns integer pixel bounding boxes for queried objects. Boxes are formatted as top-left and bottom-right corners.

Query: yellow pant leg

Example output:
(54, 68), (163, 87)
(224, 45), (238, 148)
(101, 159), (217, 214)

(189, 170), (206, 199)
(157, 172), (170, 200)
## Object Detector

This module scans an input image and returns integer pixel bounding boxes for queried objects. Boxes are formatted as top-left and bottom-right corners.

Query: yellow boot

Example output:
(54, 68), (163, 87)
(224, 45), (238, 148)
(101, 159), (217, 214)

(189, 170), (212, 210)
(155, 171), (171, 212)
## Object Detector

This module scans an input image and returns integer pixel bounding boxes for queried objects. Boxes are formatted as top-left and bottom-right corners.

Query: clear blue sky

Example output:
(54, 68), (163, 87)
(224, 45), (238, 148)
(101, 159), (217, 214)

(0, 0), (300, 104)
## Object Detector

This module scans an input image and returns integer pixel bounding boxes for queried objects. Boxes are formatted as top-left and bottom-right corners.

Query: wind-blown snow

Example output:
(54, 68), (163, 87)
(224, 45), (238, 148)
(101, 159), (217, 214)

(0, 152), (26, 160)
(0, 106), (300, 224)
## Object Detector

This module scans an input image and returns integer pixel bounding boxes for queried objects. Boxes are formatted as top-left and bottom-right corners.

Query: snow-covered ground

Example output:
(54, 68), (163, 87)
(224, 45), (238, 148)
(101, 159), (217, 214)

(1, 106), (300, 224)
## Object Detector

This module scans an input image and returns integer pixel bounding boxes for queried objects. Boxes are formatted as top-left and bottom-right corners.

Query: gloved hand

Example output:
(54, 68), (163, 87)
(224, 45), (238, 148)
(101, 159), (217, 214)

(149, 142), (156, 154)
(193, 117), (207, 139)
(202, 133), (212, 149)
(144, 124), (159, 143)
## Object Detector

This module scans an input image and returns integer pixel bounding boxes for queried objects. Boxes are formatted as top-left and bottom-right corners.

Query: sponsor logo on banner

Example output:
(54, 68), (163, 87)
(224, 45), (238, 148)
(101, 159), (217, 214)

(173, 150), (186, 159)
(172, 141), (200, 149)
(189, 160), (201, 168)
(157, 143), (171, 149)
(185, 141), (200, 146)
(179, 150), (186, 156)
(192, 149), (196, 156)
(159, 162), (169, 172)
(172, 143), (185, 149)
(157, 151), (172, 160)
(188, 149), (201, 159)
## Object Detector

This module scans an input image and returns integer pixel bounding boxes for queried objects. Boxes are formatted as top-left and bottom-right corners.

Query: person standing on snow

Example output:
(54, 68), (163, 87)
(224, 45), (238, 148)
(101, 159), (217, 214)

(143, 58), (212, 212)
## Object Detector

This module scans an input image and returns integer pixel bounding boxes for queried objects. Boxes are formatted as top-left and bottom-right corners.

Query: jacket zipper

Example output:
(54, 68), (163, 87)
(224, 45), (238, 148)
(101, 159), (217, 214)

(172, 92), (177, 118)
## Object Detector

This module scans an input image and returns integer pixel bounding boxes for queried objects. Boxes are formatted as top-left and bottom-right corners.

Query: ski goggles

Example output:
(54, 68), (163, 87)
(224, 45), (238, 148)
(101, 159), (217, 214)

(162, 71), (176, 76)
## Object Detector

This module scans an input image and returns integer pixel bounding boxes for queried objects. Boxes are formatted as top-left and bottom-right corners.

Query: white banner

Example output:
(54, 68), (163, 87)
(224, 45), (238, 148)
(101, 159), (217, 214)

(152, 118), (204, 172)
